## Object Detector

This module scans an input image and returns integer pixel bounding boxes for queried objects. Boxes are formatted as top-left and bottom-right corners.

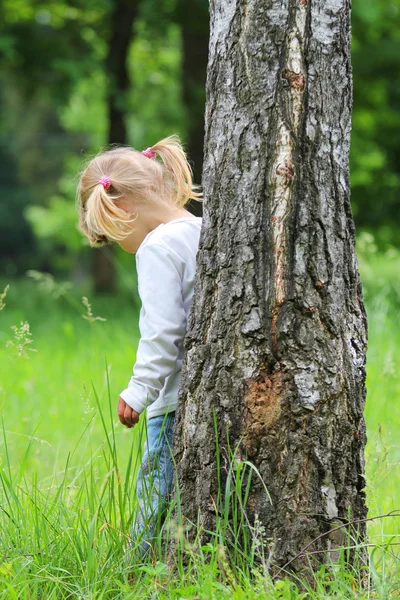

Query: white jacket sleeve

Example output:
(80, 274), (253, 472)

(119, 242), (186, 415)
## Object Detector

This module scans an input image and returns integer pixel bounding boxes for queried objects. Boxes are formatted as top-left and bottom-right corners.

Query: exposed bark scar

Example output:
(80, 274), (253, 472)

(281, 69), (305, 91)
(276, 160), (295, 179)
(242, 369), (287, 456)
(270, 1), (308, 313)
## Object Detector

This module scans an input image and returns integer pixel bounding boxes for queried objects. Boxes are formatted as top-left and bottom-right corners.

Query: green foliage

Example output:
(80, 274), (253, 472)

(0, 0), (105, 98)
(351, 0), (400, 246)
(26, 197), (81, 249)
(0, 1), (107, 275)
(356, 231), (400, 308)
(127, 21), (185, 148)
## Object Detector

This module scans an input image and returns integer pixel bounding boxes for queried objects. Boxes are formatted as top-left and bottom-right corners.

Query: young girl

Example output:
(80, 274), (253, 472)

(76, 135), (202, 559)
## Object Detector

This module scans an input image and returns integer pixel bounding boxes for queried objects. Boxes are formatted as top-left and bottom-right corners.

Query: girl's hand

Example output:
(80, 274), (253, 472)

(118, 397), (140, 428)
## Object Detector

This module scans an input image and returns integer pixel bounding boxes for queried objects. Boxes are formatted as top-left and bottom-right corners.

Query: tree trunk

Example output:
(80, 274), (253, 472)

(93, 0), (137, 293)
(173, 0), (368, 572)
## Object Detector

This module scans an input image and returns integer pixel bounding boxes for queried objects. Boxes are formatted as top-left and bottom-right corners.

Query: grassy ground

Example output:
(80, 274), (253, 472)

(0, 240), (399, 598)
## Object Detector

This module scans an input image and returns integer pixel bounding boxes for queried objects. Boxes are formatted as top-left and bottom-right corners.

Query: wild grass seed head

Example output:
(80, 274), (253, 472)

(0, 284), (10, 311)
(6, 321), (37, 358)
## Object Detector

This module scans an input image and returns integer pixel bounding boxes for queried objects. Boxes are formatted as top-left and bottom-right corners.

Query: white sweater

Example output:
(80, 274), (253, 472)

(119, 216), (202, 420)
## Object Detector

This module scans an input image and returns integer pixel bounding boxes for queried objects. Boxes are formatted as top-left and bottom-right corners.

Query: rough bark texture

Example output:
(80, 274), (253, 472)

(93, 0), (137, 293)
(173, 0), (368, 571)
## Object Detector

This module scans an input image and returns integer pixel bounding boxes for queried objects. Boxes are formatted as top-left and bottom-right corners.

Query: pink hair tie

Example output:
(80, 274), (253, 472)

(142, 147), (157, 159)
(98, 176), (111, 190)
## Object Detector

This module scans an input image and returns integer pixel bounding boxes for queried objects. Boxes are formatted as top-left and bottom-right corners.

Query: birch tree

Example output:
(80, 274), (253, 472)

(173, 0), (368, 570)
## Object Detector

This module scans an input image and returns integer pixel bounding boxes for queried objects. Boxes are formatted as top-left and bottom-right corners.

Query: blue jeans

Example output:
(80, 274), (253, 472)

(131, 411), (175, 559)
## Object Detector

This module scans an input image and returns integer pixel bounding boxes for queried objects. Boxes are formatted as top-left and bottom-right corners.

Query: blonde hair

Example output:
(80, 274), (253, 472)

(76, 134), (202, 245)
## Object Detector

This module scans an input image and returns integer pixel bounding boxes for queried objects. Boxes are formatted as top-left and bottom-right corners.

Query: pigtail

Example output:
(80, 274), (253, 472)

(150, 135), (203, 208)
(78, 181), (136, 245)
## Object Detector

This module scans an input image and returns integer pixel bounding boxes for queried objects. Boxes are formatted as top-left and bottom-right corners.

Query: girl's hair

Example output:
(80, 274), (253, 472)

(76, 134), (202, 245)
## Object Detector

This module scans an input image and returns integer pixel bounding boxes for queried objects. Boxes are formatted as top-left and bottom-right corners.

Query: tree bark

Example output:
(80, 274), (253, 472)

(173, 0), (368, 572)
(93, 0), (138, 293)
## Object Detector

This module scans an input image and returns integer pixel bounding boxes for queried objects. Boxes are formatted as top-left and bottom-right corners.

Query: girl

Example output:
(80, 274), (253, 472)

(76, 135), (203, 559)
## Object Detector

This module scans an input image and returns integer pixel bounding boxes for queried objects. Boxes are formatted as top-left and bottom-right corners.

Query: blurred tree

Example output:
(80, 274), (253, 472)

(175, 0), (208, 217)
(131, 0), (208, 216)
(93, 0), (138, 293)
(0, 146), (35, 274)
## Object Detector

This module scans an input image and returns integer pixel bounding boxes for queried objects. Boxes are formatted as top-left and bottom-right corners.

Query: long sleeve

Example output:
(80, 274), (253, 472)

(119, 242), (186, 415)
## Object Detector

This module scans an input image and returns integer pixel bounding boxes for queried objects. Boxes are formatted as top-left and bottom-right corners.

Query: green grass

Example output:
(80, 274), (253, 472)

(0, 242), (399, 598)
